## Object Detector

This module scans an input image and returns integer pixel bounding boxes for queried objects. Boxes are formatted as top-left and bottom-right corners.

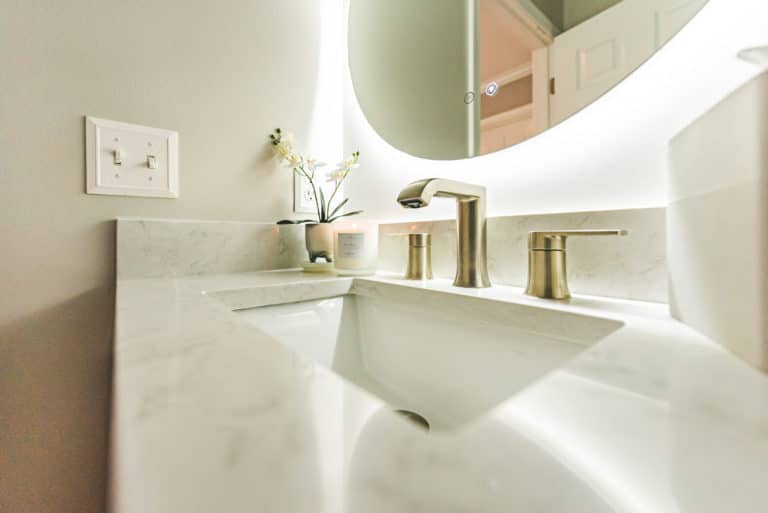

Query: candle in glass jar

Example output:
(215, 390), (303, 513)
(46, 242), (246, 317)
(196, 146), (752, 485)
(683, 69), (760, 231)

(333, 221), (378, 275)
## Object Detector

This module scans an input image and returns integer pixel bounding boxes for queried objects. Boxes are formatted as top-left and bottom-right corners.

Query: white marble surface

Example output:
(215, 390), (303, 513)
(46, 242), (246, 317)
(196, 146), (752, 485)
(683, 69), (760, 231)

(379, 208), (667, 303)
(116, 218), (306, 279)
(112, 270), (768, 513)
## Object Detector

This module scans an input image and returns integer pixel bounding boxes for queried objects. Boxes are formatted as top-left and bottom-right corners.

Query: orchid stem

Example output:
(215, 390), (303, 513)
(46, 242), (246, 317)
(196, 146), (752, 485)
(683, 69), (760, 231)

(326, 169), (348, 215)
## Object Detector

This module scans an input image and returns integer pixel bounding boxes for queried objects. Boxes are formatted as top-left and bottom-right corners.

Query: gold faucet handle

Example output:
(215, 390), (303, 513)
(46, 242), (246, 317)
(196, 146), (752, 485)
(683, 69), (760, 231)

(528, 229), (628, 251)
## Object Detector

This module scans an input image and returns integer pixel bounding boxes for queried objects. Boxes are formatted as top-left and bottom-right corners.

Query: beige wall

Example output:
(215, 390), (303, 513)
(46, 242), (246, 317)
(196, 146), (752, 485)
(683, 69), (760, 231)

(0, 1), (332, 511)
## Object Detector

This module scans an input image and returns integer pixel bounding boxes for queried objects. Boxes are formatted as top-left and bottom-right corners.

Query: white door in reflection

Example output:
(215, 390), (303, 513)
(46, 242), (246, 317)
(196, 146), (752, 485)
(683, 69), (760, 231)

(550, 0), (708, 125)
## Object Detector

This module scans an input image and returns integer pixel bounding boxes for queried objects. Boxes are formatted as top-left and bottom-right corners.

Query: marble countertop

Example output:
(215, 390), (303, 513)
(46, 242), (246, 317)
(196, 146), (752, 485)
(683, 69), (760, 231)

(111, 271), (768, 513)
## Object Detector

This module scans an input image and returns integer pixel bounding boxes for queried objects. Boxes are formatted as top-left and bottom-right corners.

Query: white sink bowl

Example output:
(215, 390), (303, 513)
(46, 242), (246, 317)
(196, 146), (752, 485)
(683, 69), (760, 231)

(238, 283), (622, 430)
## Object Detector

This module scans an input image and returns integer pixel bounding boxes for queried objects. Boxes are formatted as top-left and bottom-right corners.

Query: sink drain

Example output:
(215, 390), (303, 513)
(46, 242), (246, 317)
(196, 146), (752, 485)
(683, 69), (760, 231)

(394, 409), (430, 431)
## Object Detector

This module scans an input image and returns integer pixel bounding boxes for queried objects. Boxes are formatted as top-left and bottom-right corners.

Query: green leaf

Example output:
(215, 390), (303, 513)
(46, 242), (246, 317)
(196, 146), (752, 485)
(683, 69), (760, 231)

(276, 219), (315, 225)
(318, 188), (328, 222)
(327, 210), (363, 223)
(328, 198), (349, 219)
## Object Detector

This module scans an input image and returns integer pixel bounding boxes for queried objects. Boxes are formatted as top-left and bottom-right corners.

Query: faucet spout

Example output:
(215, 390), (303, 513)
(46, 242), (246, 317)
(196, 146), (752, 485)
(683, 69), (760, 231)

(397, 179), (490, 288)
(397, 178), (485, 208)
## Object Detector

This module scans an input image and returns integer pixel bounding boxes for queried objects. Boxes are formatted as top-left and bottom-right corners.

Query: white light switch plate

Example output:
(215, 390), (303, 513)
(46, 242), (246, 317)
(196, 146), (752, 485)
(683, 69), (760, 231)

(85, 116), (179, 198)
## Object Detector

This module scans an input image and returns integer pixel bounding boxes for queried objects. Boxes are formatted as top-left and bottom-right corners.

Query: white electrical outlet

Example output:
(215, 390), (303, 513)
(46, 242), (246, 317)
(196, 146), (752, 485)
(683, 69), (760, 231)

(293, 173), (317, 214)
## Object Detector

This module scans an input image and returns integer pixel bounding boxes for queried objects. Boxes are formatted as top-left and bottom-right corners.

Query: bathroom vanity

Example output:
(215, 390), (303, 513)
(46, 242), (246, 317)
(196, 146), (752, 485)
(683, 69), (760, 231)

(111, 267), (768, 513)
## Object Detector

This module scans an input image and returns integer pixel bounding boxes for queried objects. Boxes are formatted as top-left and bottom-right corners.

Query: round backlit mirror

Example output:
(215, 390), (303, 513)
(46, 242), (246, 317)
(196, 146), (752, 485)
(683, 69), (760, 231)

(349, 0), (709, 160)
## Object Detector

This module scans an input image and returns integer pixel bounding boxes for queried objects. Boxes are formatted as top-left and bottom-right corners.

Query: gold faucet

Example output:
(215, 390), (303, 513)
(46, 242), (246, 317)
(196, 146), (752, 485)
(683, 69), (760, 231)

(525, 229), (627, 299)
(397, 178), (490, 288)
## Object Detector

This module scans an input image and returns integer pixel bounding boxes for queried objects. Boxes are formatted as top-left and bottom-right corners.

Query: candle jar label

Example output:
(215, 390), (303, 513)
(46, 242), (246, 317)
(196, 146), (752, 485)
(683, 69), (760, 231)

(338, 232), (365, 258)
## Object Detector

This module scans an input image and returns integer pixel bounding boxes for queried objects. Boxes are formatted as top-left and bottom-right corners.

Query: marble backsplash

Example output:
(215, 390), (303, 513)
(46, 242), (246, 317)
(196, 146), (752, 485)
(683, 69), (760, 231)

(117, 218), (305, 279)
(379, 208), (667, 303)
(118, 208), (666, 302)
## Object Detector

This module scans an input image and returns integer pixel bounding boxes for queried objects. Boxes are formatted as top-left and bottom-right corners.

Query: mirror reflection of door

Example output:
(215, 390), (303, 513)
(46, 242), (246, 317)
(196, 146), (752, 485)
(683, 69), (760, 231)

(348, 0), (709, 160)
(479, 0), (554, 155)
(548, 0), (708, 127)
(479, 0), (706, 155)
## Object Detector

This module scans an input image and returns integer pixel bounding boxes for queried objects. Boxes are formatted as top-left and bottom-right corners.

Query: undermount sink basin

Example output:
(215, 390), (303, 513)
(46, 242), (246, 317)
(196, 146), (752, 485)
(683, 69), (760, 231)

(238, 283), (622, 431)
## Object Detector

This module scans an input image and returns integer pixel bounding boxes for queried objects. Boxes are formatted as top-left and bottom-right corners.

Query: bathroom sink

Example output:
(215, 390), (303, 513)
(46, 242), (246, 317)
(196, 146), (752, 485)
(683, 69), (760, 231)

(238, 283), (622, 430)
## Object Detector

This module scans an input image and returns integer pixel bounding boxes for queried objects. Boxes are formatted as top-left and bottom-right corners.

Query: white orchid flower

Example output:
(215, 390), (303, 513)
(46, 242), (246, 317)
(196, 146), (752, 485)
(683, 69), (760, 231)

(326, 168), (346, 183)
(269, 129), (362, 224)
(332, 152), (361, 173)
(305, 159), (327, 173)
(273, 141), (292, 160)
(282, 153), (302, 168)
(270, 128), (296, 162)
(342, 158), (361, 171)
(279, 132), (294, 151)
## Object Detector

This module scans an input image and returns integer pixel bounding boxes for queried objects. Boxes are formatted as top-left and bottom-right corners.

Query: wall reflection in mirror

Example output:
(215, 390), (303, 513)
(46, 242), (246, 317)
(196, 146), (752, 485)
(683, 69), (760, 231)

(349, 0), (708, 160)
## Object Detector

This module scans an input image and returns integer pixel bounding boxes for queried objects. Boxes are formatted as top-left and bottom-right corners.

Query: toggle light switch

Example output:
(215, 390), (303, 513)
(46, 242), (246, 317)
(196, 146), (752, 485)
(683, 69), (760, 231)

(85, 116), (179, 198)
